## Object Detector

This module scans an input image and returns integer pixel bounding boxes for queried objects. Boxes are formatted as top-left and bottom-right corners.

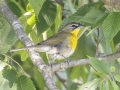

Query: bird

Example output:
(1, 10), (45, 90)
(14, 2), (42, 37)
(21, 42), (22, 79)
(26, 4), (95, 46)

(10, 22), (84, 64)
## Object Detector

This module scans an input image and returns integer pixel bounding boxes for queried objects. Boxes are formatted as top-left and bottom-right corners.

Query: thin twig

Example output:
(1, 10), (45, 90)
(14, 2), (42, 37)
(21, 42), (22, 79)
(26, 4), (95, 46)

(95, 27), (104, 57)
(4, 54), (25, 73)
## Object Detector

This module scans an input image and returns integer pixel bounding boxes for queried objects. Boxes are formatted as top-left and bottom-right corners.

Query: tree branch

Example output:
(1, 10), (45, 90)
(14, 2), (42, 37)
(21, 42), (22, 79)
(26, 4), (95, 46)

(48, 51), (120, 73)
(0, 0), (58, 90)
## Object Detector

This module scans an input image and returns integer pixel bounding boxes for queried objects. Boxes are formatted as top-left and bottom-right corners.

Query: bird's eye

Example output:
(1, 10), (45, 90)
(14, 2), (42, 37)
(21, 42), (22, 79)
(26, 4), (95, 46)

(71, 24), (79, 29)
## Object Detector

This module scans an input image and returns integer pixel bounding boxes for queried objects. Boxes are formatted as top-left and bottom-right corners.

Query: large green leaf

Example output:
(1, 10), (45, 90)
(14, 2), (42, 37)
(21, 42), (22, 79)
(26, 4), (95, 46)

(73, 2), (103, 17)
(28, 0), (45, 17)
(102, 12), (120, 45)
(11, 75), (36, 90)
(80, 9), (104, 24)
(114, 74), (120, 82)
(0, 72), (11, 90)
(92, 13), (108, 28)
(36, 0), (57, 35)
(2, 66), (17, 87)
(0, 66), (17, 90)
(0, 15), (18, 53)
(88, 56), (109, 74)
(33, 66), (45, 90)
(5, 0), (25, 17)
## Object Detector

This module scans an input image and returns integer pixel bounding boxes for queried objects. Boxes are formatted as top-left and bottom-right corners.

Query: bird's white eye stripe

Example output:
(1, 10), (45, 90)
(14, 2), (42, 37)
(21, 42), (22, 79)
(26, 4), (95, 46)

(71, 24), (79, 29)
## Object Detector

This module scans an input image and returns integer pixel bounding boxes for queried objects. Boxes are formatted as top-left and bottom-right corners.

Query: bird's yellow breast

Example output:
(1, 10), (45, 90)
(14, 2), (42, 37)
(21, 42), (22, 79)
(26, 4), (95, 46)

(69, 28), (80, 50)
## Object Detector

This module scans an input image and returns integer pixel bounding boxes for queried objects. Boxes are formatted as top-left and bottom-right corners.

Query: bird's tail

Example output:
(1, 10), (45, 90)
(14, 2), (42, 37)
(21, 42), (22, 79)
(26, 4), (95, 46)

(10, 45), (51, 52)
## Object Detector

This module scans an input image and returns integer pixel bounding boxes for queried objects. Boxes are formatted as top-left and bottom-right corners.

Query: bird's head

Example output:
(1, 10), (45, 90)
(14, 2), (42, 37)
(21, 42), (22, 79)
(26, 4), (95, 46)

(61, 22), (84, 36)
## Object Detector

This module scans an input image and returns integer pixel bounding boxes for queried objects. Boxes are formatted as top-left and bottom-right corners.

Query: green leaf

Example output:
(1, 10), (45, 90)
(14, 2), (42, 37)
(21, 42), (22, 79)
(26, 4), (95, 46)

(11, 75), (36, 90)
(2, 66), (17, 87)
(114, 74), (120, 82)
(113, 31), (120, 45)
(0, 15), (18, 53)
(110, 66), (116, 72)
(20, 50), (29, 61)
(70, 66), (88, 82)
(0, 72), (11, 90)
(80, 9), (104, 24)
(73, 2), (99, 16)
(36, 0), (57, 34)
(108, 80), (119, 90)
(27, 14), (35, 26)
(100, 83), (107, 90)
(0, 66), (17, 90)
(26, 4), (34, 12)
(19, 13), (34, 34)
(28, 0), (45, 17)
(88, 56), (109, 74)
(30, 30), (42, 44)
(70, 66), (82, 80)
(54, 4), (62, 32)
(67, 79), (77, 90)
(77, 78), (102, 90)
(102, 12), (120, 45)
(92, 13), (108, 28)
(5, 0), (25, 17)
(33, 66), (45, 90)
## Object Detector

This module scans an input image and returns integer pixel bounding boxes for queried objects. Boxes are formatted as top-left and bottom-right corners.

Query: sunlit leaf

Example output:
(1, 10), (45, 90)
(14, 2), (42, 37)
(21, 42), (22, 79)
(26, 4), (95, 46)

(36, 0), (57, 34)
(28, 0), (45, 17)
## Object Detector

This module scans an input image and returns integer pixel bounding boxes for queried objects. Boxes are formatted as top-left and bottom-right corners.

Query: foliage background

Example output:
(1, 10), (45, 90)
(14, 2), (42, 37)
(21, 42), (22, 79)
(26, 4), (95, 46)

(0, 0), (120, 90)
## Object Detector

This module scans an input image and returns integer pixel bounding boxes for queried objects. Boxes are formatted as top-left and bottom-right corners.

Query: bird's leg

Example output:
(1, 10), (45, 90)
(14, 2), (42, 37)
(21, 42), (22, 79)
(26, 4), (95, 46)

(61, 55), (70, 66)
(48, 60), (53, 71)
(48, 55), (54, 71)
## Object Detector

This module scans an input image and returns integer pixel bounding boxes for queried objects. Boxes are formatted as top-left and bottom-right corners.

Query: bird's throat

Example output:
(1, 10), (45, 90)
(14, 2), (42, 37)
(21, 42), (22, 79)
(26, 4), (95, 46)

(69, 28), (80, 50)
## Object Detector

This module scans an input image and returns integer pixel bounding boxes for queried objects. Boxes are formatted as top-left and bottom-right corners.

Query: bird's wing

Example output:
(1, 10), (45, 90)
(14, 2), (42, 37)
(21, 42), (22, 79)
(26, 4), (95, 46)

(33, 32), (70, 53)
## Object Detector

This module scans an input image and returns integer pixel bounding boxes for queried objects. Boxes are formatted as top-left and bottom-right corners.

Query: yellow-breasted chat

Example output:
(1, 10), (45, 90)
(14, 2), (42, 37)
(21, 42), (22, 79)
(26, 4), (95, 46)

(10, 22), (84, 64)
